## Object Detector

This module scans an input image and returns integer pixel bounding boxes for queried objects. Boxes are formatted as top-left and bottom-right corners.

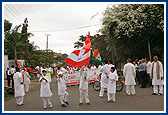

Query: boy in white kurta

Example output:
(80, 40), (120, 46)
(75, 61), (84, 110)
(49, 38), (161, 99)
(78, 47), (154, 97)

(13, 68), (25, 106)
(106, 67), (118, 103)
(79, 66), (90, 105)
(57, 72), (69, 107)
(39, 70), (53, 109)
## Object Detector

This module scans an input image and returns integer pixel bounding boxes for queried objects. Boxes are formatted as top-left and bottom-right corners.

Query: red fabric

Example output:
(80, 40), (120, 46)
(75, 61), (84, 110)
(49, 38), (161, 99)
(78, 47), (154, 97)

(28, 68), (40, 73)
(15, 61), (22, 68)
(65, 32), (91, 67)
(83, 32), (91, 50)
(65, 57), (90, 68)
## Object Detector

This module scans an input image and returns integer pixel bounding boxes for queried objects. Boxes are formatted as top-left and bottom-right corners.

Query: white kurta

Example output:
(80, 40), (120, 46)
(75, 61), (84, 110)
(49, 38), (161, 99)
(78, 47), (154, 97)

(57, 77), (68, 95)
(39, 75), (53, 97)
(108, 72), (118, 94)
(123, 63), (136, 85)
(151, 61), (163, 85)
(100, 64), (111, 88)
(13, 72), (25, 97)
(79, 66), (88, 90)
(24, 71), (31, 84)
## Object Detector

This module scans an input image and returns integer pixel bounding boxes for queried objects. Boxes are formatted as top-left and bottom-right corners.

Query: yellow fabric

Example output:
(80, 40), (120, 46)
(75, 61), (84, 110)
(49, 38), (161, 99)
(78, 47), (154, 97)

(46, 72), (51, 78)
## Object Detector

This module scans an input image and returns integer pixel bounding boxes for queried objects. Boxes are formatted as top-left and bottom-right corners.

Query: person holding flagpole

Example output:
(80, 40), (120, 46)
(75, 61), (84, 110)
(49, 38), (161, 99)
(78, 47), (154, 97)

(79, 65), (90, 105)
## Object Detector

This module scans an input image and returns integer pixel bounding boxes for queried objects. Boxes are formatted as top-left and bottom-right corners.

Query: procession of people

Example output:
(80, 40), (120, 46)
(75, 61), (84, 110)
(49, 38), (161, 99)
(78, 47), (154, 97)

(5, 55), (164, 109)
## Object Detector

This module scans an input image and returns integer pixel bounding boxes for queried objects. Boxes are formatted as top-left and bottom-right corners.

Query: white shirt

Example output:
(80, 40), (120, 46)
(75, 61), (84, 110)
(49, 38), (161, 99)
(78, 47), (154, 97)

(146, 61), (152, 74)
(10, 68), (16, 74)
(13, 72), (25, 97)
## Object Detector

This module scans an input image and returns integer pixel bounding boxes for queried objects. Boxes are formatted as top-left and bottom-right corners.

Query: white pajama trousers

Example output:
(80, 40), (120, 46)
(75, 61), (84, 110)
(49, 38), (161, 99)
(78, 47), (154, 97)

(126, 85), (135, 95)
(16, 96), (24, 105)
(60, 93), (68, 105)
(99, 87), (107, 97)
(25, 84), (29, 92)
(80, 90), (89, 103)
(153, 85), (163, 94)
(107, 93), (115, 102)
(42, 97), (52, 106)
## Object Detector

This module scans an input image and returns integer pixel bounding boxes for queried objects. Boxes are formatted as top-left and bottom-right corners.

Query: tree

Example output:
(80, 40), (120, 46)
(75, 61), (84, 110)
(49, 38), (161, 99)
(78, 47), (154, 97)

(102, 4), (164, 63)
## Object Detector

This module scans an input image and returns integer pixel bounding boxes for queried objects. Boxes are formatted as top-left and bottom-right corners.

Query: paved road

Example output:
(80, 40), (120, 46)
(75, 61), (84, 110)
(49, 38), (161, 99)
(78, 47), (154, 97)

(4, 78), (164, 111)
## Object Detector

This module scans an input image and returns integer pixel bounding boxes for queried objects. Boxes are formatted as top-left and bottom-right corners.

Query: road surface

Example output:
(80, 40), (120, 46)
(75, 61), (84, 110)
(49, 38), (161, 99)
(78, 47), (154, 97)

(4, 78), (164, 111)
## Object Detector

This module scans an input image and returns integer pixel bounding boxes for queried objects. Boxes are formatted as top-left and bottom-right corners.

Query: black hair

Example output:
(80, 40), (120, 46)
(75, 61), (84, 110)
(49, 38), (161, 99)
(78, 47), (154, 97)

(12, 65), (14, 68)
(108, 60), (112, 64)
(57, 66), (61, 70)
(111, 67), (115, 71)
(42, 70), (47, 73)
(104, 60), (108, 64)
(16, 67), (20, 72)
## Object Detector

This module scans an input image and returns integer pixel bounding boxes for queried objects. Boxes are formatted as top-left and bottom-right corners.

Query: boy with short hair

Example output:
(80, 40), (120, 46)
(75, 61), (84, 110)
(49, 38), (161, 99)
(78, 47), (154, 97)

(39, 70), (53, 109)
(57, 72), (69, 107)
(106, 67), (118, 103)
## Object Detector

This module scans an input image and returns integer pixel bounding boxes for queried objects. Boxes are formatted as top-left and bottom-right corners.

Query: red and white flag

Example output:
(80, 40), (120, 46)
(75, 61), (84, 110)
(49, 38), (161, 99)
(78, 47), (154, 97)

(65, 32), (91, 67)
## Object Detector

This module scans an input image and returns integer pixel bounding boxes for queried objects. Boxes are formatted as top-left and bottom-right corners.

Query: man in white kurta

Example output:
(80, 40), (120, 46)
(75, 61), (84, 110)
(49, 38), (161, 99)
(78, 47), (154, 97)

(107, 67), (118, 102)
(79, 66), (90, 105)
(99, 60), (111, 97)
(123, 59), (136, 95)
(150, 56), (164, 96)
(13, 68), (25, 106)
(57, 72), (69, 107)
(23, 68), (31, 92)
(39, 70), (53, 109)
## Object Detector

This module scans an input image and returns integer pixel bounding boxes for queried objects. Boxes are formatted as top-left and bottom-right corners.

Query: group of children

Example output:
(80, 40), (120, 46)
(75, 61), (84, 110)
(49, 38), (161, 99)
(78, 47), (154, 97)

(39, 65), (118, 109)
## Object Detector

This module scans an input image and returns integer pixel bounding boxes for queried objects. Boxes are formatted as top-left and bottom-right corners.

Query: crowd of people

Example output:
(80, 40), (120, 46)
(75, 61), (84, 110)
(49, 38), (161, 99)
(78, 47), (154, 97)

(5, 55), (164, 109)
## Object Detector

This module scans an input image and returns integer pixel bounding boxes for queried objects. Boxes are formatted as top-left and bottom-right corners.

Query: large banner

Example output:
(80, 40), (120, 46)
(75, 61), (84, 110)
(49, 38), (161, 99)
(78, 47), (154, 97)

(64, 69), (100, 85)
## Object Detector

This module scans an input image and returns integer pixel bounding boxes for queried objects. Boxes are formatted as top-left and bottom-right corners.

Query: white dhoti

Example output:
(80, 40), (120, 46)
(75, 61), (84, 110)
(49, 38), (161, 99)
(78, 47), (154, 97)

(42, 97), (52, 106)
(80, 90), (89, 103)
(126, 85), (135, 95)
(16, 96), (24, 105)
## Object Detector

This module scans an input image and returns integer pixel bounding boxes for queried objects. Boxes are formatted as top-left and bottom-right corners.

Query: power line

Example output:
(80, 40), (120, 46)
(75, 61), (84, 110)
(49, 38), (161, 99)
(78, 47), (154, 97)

(30, 24), (100, 32)
(9, 4), (25, 20)
(4, 6), (23, 24)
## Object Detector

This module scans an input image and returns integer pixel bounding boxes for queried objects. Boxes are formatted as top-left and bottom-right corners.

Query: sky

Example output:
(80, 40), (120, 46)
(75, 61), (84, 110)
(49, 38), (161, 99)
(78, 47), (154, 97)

(3, 2), (113, 54)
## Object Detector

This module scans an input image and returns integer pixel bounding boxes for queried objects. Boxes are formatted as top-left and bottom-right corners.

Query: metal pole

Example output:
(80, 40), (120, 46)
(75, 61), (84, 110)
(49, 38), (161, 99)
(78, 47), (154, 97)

(45, 34), (51, 65)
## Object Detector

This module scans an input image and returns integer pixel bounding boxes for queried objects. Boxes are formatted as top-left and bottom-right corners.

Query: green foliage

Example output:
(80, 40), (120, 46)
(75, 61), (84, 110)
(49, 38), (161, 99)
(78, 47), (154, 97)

(102, 4), (164, 62)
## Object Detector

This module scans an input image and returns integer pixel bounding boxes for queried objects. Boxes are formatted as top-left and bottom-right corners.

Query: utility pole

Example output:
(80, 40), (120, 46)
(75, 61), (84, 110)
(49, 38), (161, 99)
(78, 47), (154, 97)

(45, 34), (51, 65)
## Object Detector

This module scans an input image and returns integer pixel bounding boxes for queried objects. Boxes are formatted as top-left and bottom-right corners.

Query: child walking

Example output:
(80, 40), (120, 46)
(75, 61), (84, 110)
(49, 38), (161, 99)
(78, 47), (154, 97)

(106, 67), (118, 103)
(57, 72), (69, 107)
(39, 69), (53, 109)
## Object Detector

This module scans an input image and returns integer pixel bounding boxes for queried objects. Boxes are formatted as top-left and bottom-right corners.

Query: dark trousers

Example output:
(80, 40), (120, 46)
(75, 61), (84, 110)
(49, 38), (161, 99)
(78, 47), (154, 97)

(7, 75), (11, 87)
(139, 71), (146, 88)
(146, 74), (152, 87)
(11, 74), (14, 89)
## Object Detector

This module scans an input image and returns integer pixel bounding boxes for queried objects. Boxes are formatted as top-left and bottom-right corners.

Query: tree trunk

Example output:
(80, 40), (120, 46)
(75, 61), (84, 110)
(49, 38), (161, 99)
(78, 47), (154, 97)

(148, 38), (152, 62)
(14, 43), (17, 61)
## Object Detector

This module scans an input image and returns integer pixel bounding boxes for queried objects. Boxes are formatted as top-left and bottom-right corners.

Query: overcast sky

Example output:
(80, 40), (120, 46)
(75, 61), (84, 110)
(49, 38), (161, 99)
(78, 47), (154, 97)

(4, 2), (113, 54)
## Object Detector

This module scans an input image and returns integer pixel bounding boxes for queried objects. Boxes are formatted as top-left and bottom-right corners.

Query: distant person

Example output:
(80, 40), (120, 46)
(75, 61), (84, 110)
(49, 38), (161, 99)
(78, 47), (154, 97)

(138, 59), (147, 88)
(57, 72), (69, 107)
(10, 65), (16, 89)
(23, 68), (31, 93)
(145, 58), (152, 87)
(99, 60), (111, 97)
(150, 56), (164, 96)
(13, 67), (25, 106)
(106, 67), (118, 103)
(123, 58), (136, 96)
(46, 64), (53, 83)
(6, 67), (11, 87)
(79, 66), (90, 105)
(39, 70), (53, 109)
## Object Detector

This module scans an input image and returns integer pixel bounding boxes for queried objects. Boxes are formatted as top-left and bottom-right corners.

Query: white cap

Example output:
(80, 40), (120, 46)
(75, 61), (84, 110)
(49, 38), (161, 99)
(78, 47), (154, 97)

(58, 71), (63, 75)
